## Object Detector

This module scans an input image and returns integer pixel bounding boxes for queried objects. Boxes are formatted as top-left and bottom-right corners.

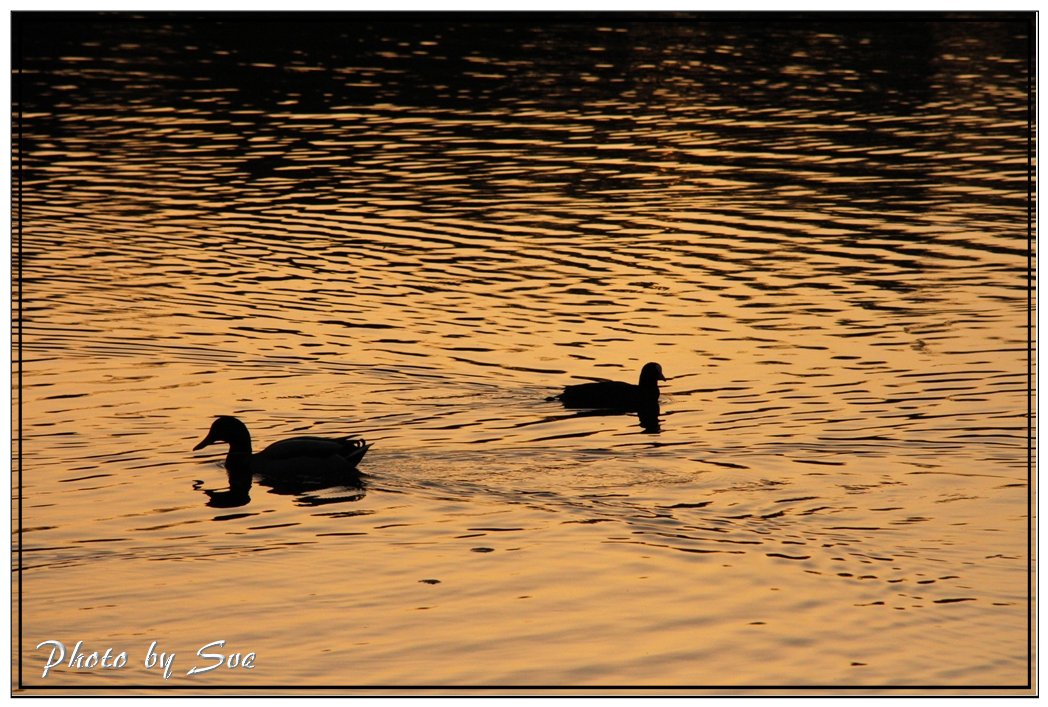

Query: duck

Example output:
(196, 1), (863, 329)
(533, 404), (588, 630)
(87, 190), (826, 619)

(550, 362), (667, 410)
(193, 416), (370, 507)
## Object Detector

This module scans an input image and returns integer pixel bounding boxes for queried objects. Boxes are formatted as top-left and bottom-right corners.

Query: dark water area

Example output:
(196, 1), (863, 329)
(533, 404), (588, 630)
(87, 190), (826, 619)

(13, 12), (1033, 692)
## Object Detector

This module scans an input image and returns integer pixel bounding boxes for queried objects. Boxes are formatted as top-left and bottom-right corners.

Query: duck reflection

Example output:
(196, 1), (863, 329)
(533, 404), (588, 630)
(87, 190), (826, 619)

(559, 402), (662, 434)
(192, 416), (371, 509)
(198, 467), (368, 509)
(637, 402), (661, 434)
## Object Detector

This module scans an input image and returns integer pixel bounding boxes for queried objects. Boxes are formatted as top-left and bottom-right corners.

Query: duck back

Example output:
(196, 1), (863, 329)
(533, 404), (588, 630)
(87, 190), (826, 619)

(259, 436), (361, 459)
(256, 436), (370, 471)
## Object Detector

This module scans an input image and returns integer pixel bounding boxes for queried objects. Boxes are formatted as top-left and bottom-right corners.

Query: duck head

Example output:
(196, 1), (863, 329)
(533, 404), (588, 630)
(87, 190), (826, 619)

(194, 416), (252, 454)
(639, 362), (667, 387)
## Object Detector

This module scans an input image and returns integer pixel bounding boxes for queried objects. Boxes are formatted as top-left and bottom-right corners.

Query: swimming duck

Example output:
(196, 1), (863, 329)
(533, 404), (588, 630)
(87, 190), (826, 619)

(551, 362), (667, 410)
(193, 416), (370, 506)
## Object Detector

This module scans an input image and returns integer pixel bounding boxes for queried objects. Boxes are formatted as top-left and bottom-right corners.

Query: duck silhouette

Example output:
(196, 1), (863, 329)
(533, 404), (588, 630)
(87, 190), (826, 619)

(193, 416), (370, 508)
(550, 362), (667, 410)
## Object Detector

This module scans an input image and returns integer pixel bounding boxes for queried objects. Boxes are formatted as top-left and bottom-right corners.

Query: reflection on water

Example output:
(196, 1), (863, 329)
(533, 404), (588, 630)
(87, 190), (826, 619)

(195, 459), (369, 510)
(14, 13), (1032, 691)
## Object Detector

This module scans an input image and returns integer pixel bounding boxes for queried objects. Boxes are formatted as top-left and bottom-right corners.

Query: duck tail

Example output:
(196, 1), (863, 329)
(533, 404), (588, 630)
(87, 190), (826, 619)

(344, 439), (371, 469)
(337, 437), (369, 451)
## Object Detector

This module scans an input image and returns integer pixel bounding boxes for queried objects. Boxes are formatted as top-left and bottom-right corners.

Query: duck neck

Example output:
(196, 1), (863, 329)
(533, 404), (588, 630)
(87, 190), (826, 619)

(225, 448), (253, 475)
(637, 374), (661, 405)
(224, 423), (253, 457)
(222, 424), (253, 482)
(224, 452), (253, 495)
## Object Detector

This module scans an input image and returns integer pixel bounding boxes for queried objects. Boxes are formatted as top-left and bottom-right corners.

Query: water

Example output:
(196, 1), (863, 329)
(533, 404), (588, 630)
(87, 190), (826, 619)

(14, 14), (1033, 692)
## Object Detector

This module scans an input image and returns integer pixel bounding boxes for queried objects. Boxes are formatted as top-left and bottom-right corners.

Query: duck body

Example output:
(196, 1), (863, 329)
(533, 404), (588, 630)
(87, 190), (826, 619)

(553, 362), (666, 410)
(194, 416), (370, 480)
(252, 435), (370, 470)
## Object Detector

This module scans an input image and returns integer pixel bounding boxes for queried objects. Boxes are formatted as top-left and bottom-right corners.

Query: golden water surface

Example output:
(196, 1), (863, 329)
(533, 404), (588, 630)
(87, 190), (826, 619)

(13, 15), (1033, 693)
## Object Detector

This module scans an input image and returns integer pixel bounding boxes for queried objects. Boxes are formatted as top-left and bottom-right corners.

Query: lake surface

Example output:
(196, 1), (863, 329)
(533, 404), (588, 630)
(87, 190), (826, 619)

(13, 13), (1034, 693)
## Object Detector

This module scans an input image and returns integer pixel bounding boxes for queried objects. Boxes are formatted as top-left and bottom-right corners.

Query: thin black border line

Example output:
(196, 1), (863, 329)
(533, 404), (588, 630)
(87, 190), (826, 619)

(1026, 10), (1035, 692)
(14, 9), (24, 694)
(9, 11), (1038, 696)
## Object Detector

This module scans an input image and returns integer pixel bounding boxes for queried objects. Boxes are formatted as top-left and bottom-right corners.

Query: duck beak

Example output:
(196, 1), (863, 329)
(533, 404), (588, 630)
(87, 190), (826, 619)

(193, 433), (215, 451)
